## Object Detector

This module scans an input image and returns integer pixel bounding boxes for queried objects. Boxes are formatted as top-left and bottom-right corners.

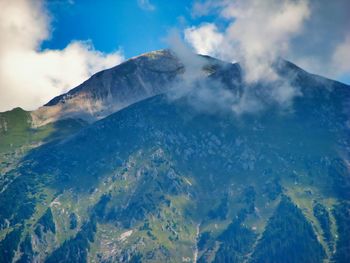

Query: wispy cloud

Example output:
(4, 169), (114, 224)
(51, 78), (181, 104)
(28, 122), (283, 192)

(166, 31), (238, 114)
(137, 0), (156, 11)
(0, 0), (124, 112)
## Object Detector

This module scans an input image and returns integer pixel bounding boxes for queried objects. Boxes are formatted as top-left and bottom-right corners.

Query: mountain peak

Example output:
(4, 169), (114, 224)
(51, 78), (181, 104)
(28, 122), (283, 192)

(31, 49), (233, 126)
(31, 49), (182, 126)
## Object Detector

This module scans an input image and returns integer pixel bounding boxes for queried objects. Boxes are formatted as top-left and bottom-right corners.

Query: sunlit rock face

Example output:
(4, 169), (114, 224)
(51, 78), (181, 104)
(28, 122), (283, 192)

(30, 50), (183, 126)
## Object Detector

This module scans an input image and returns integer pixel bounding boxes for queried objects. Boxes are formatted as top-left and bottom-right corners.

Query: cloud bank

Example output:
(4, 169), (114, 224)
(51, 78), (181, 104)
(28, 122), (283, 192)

(186, 0), (350, 84)
(186, 0), (310, 83)
(0, 0), (124, 112)
(167, 31), (299, 115)
(172, 1), (309, 115)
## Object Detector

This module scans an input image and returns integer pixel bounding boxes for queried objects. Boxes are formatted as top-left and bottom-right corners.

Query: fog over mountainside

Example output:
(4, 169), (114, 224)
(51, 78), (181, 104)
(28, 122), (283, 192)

(0, 50), (350, 262)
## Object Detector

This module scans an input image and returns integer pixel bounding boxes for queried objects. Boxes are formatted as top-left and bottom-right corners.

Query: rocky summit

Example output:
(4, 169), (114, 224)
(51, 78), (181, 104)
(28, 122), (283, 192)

(0, 50), (349, 262)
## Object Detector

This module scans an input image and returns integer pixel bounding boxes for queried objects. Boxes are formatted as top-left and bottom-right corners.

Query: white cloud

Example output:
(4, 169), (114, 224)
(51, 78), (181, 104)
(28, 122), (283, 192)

(186, 0), (310, 83)
(137, 0), (155, 11)
(189, 0), (350, 84)
(182, 0), (309, 114)
(184, 23), (224, 58)
(0, 0), (124, 112)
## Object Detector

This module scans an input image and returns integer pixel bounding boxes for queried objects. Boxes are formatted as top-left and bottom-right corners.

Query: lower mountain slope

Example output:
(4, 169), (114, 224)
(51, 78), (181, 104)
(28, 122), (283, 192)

(0, 67), (349, 263)
(0, 107), (86, 202)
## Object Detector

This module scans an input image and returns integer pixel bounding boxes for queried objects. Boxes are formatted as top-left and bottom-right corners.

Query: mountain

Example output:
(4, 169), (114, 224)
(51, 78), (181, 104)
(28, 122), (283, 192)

(0, 107), (86, 188)
(0, 49), (215, 184)
(31, 49), (225, 126)
(0, 50), (349, 262)
(31, 50), (181, 126)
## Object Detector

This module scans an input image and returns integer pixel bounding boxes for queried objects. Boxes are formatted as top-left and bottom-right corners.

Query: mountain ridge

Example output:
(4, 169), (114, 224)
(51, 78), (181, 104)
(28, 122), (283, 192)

(29, 49), (349, 126)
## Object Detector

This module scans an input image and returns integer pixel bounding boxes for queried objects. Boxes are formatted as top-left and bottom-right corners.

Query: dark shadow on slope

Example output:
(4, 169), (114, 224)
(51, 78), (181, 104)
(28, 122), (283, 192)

(251, 196), (325, 263)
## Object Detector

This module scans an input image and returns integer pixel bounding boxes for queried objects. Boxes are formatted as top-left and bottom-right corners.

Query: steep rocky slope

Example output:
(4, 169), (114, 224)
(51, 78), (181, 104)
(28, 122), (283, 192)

(31, 50), (228, 126)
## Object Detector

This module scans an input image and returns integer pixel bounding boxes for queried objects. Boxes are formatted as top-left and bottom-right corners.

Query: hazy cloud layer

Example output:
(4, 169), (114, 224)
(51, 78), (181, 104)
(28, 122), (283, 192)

(288, 0), (350, 79)
(0, 0), (124, 112)
(166, 31), (300, 115)
(187, 0), (350, 83)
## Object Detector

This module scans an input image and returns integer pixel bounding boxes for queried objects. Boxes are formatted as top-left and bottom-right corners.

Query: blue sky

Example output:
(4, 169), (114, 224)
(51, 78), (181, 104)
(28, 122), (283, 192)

(43, 0), (201, 58)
